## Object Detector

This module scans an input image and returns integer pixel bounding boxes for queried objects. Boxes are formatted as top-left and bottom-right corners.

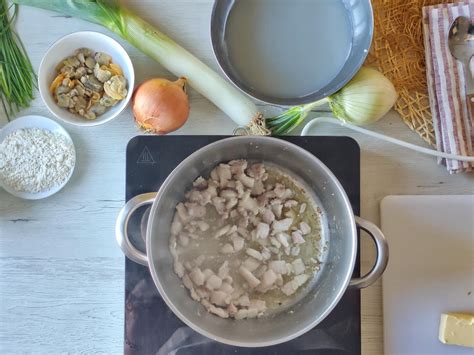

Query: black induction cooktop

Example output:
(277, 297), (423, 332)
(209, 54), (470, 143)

(124, 136), (361, 355)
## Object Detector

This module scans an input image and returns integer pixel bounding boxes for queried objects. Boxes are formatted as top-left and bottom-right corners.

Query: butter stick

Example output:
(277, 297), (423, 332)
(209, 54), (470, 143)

(439, 313), (474, 348)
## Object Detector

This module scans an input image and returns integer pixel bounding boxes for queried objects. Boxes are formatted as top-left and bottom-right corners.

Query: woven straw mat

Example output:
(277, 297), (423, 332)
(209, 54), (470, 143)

(366, 0), (456, 147)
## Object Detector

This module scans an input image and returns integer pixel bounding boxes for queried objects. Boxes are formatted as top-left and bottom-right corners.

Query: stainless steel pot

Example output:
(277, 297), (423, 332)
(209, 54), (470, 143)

(115, 136), (388, 347)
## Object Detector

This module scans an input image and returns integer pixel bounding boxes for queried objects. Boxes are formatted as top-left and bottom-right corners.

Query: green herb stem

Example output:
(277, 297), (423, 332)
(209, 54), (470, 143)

(266, 98), (329, 135)
(0, 0), (36, 121)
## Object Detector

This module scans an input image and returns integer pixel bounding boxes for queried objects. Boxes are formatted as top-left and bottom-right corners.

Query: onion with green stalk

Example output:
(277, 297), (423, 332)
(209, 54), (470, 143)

(13, 0), (397, 134)
(267, 67), (398, 134)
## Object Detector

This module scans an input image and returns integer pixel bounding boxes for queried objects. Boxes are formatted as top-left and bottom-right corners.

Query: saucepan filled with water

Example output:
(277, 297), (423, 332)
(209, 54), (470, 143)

(116, 136), (388, 347)
(210, 0), (373, 105)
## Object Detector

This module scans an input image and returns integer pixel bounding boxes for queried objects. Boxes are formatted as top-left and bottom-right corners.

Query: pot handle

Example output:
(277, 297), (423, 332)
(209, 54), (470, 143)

(115, 192), (157, 266)
(348, 216), (389, 289)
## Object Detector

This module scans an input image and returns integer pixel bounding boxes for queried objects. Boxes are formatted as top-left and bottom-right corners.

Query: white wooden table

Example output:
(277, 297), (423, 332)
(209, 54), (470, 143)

(0, 1), (472, 354)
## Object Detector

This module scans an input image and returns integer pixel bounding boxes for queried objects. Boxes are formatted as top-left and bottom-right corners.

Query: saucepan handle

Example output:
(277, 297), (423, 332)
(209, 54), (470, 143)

(115, 192), (157, 266)
(348, 216), (389, 289)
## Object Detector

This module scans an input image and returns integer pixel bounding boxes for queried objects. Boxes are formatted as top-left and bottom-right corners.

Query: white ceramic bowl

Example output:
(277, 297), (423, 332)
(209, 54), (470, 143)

(0, 115), (76, 200)
(38, 31), (135, 126)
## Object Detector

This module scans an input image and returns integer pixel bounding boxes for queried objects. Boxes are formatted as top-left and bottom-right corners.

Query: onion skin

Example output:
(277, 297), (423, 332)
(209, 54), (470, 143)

(132, 77), (190, 134)
(328, 67), (398, 125)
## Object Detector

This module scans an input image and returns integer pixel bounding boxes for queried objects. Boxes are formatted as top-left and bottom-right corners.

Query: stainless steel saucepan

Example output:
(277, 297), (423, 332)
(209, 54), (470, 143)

(115, 136), (388, 347)
(210, 0), (374, 106)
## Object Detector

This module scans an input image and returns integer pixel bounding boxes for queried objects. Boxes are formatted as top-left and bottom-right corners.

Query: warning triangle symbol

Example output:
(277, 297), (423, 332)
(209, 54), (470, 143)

(137, 146), (155, 164)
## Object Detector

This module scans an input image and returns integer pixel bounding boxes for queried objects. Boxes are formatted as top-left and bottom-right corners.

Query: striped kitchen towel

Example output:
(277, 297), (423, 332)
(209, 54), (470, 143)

(423, 1), (473, 174)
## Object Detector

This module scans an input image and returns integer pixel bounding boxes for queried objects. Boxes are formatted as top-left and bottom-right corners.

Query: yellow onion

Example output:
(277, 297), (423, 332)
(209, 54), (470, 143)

(133, 77), (190, 134)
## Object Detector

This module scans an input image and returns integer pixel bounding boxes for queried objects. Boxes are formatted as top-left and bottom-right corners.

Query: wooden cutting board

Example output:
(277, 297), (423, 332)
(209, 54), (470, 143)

(381, 195), (474, 355)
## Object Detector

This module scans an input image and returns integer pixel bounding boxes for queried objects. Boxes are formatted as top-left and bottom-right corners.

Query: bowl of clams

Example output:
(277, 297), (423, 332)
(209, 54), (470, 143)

(39, 31), (135, 126)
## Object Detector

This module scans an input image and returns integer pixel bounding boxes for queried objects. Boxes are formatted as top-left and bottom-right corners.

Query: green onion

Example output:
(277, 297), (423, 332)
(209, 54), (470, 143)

(0, 0), (36, 121)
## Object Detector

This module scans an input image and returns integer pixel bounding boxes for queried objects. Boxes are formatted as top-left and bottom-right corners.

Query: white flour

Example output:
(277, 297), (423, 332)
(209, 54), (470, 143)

(0, 128), (75, 193)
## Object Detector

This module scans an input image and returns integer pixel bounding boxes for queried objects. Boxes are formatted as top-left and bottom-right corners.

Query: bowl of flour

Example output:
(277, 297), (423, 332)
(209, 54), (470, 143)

(0, 115), (76, 200)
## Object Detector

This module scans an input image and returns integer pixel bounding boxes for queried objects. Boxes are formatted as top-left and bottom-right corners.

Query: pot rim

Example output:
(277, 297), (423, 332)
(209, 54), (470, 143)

(145, 136), (357, 347)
